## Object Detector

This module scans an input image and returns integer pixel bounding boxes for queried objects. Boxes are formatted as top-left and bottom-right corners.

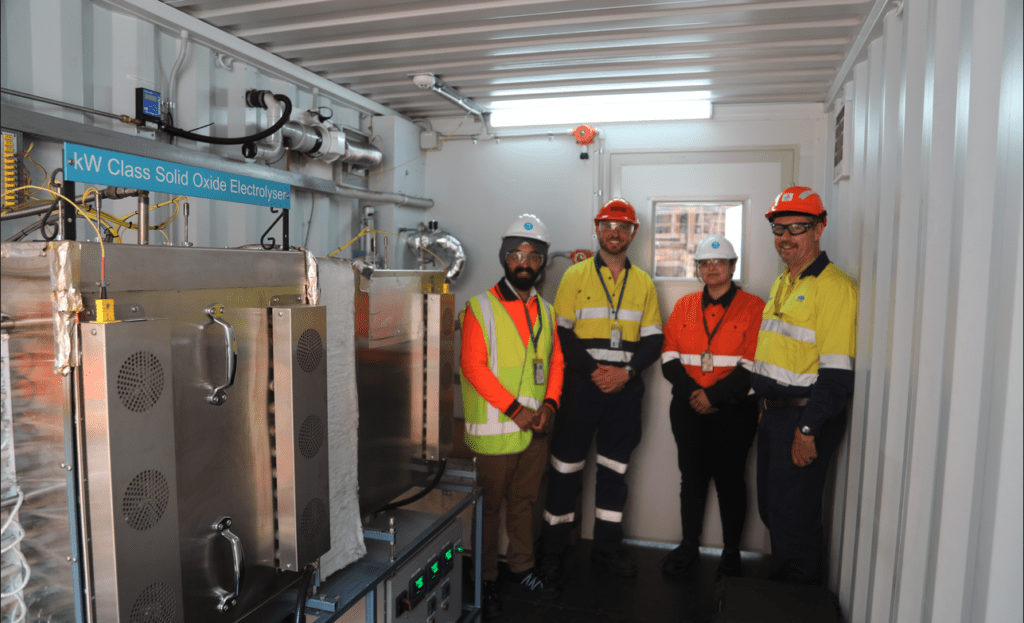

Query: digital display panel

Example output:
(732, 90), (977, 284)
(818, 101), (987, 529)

(409, 568), (427, 607)
(135, 87), (162, 124)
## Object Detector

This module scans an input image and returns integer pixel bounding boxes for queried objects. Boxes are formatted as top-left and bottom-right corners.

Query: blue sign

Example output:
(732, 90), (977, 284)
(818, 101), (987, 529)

(63, 143), (290, 209)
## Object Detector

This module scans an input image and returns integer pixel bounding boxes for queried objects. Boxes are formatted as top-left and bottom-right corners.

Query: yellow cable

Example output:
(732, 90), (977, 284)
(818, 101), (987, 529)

(1, 185), (107, 260)
(328, 228), (448, 272)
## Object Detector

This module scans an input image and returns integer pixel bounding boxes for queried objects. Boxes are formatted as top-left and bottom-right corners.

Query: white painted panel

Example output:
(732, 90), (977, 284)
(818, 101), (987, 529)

(603, 158), (784, 553)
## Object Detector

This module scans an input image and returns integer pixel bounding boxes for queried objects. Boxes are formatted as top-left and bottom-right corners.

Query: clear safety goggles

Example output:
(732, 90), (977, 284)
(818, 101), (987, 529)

(507, 250), (544, 265)
(697, 258), (730, 269)
(598, 220), (635, 234)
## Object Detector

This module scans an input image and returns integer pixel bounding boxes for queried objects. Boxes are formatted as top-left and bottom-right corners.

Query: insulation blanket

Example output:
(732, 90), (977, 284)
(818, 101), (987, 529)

(318, 258), (367, 576)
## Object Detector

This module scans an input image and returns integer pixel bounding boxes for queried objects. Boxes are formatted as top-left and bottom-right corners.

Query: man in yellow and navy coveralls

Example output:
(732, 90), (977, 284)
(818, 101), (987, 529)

(752, 187), (858, 586)
(539, 198), (663, 579)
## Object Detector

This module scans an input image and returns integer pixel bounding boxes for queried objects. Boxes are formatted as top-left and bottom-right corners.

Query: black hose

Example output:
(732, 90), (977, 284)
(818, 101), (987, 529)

(374, 459), (448, 516)
(294, 563), (316, 623)
(159, 93), (292, 145)
(38, 198), (61, 241)
(40, 168), (65, 241)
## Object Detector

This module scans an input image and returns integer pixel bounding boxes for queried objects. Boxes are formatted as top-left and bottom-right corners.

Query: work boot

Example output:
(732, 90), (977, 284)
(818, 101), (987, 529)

(590, 548), (638, 577)
(661, 541), (699, 576)
(513, 568), (560, 598)
(538, 552), (563, 581)
(716, 548), (743, 578)
(482, 580), (502, 620)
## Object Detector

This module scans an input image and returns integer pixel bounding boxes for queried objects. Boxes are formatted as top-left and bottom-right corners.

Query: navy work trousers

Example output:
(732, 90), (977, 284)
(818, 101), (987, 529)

(670, 397), (758, 551)
(542, 371), (644, 554)
(756, 405), (845, 585)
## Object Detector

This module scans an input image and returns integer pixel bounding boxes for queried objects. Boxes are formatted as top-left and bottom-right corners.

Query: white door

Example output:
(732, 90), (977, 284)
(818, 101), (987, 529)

(578, 149), (794, 554)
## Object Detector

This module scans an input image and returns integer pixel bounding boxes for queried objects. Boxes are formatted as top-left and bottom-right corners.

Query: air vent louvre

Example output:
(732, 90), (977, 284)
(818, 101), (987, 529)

(296, 328), (323, 373)
(117, 351), (164, 412)
(298, 415), (326, 459)
(300, 497), (328, 543)
(129, 582), (176, 623)
(123, 469), (170, 530)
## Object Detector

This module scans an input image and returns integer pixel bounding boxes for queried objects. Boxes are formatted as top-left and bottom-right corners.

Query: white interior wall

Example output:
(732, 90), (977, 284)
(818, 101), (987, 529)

(825, 0), (1023, 621)
(425, 108), (827, 551)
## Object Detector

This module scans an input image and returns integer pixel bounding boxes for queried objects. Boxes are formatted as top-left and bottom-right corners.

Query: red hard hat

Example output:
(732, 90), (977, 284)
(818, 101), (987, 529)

(595, 197), (639, 228)
(765, 186), (827, 226)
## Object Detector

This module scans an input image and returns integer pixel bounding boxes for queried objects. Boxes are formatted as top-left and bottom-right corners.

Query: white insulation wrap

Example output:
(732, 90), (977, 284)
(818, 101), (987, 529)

(318, 257), (367, 576)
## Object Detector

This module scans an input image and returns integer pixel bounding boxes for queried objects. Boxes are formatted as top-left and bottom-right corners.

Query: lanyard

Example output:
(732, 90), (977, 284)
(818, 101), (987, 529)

(598, 267), (630, 322)
(703, 299), (729, 349)
(522, 296), (542, 352)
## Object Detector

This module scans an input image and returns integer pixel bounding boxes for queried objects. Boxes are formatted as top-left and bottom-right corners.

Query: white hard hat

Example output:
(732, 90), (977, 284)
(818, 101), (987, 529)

(503, 213), (550, 245)
(693, 234), (737, 260)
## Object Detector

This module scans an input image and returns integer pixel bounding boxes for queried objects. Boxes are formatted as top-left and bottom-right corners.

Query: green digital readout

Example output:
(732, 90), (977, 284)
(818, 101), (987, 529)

(431, 561), (440, 575)
(445, 548), (453, 561)
(415, 577), (425, 590)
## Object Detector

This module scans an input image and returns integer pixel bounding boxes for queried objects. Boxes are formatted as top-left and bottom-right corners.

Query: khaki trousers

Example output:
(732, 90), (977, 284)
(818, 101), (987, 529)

(474, 434), (550, 581)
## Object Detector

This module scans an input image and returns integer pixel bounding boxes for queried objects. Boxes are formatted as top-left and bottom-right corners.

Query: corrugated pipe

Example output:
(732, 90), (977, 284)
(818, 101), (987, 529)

(405, 221), (466, 284)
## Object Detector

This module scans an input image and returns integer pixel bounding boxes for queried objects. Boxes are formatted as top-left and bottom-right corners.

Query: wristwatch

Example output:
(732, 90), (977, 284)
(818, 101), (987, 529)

(624, 365), (636, 379)
(799, 425), (813, 436)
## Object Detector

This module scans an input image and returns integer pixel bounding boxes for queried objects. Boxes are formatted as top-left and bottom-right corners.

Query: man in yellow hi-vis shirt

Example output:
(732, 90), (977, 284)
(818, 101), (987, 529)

(752, 186), (857, 586)
(539, 198), (663, 579)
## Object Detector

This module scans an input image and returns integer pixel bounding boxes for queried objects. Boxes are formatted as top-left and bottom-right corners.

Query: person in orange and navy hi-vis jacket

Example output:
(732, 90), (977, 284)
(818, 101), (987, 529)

(659, 234), (764, 580)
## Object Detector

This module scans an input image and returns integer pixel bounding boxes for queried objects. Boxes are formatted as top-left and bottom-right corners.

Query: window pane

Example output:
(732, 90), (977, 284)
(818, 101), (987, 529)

(652, 201), (744, 279)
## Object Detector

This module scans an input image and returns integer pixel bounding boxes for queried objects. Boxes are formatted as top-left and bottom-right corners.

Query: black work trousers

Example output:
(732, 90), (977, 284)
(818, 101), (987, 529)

(756, 406), (845, 585)
(669, 396), (758, 551)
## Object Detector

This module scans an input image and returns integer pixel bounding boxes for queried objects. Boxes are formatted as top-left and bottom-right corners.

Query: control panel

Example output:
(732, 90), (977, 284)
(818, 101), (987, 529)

(384, 519), (462, 623)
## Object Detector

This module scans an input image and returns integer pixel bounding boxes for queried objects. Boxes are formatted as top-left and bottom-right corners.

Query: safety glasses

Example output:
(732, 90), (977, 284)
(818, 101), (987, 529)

(697, 258), (730, 269)
(507, 250), (544, 264)
(598, 220), (635, 234)
(771, 221), (817, 236)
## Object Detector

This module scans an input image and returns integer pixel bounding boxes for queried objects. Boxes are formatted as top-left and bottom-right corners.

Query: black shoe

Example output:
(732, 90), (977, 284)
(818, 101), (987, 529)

(590, 548), (638, 577)
(513, 568), (560, 598)
(661, 542), (699, 576)
(482, 580), (502, 620)
(716, 548), (743, 578)
(538, 552), (563, 581)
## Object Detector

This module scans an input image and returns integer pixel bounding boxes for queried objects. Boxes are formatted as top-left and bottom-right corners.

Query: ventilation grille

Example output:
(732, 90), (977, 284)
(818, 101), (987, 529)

(300, 497), (328, 543)
(123, 469), (170, 531)
(296, 329), (324, 373)
(117, 351), (164, 413)
(129, 582), (176, 623)
(298, 415), (326, 459)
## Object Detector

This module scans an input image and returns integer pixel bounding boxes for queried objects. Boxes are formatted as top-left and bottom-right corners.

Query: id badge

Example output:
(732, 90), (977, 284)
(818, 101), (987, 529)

(533, 358), (545, 385)
(610, 327), (622, 350)
(700, 350), (714, 373)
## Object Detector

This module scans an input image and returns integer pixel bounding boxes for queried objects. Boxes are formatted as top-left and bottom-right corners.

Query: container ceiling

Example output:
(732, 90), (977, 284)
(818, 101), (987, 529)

(161, 0), (879, 118)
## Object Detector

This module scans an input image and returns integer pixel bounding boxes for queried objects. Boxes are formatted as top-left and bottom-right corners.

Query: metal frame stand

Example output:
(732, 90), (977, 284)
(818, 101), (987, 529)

(305, 475), (483, 623)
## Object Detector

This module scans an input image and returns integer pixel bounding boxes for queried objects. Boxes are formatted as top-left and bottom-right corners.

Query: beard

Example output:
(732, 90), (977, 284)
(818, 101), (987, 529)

(505, 264), (539, 291)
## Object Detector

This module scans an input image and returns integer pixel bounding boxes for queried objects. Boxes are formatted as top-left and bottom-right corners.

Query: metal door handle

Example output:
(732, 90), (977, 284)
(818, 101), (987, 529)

(205, 304), (236, 405)
(213, 516), (245, 612)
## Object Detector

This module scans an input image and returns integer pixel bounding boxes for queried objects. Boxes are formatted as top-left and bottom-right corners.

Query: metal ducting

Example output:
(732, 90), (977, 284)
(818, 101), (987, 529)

(245, 91), (383, 168)
(403, 221), (466, 285)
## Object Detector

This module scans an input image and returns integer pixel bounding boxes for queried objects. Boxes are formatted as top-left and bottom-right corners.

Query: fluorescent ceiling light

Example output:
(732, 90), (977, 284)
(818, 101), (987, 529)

(488, 92), (712, 127)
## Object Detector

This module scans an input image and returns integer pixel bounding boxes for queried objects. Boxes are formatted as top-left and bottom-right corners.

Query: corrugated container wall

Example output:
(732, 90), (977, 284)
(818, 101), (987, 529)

(822, 0), (1022, 621)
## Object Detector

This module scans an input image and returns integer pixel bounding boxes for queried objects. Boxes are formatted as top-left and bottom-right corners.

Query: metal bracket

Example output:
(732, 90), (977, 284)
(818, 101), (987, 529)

(260, 206), (290, 251)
